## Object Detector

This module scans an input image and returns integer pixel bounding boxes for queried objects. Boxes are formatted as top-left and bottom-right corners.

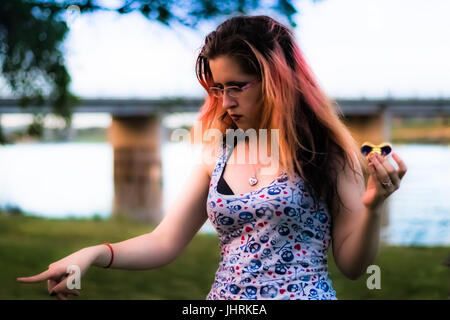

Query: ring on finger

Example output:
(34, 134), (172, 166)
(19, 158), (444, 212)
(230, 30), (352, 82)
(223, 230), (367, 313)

(381, 179), (393, 188)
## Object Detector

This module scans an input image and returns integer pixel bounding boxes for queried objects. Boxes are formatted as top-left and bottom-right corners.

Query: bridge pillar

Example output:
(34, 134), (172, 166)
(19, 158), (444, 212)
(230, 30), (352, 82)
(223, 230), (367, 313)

(342, 107), (393, 232)
(108, 114), (163, 225)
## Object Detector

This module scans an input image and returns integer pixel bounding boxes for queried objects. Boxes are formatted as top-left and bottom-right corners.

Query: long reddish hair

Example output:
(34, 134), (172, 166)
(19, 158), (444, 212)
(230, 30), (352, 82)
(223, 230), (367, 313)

(191, 15), (368, 216)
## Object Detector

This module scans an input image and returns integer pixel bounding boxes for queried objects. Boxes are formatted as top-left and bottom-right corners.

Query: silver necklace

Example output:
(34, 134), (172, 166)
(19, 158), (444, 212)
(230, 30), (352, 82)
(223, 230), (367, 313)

(249, 163), (259, 186)
(245, 139), (259, 186)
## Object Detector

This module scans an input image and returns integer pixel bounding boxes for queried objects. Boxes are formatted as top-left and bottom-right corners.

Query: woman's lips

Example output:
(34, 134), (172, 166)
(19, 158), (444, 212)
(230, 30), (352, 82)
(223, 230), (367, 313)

(230, 114), (242, 120)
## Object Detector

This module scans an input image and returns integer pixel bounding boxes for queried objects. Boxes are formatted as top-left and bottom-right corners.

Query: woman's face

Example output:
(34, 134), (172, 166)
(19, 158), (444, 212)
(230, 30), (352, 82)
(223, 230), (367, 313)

(209, 55), (263, 131)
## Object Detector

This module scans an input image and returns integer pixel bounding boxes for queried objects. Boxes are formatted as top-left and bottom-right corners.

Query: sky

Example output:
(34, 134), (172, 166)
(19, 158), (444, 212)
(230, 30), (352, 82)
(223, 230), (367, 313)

(1, 0), (450, 128)
(65, 0), (450, 99)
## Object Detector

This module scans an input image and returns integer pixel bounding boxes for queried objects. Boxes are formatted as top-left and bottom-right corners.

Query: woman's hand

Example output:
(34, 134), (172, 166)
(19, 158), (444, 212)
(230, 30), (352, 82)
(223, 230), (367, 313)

(362, 152), (407, 210)
(16, 246), (101, 300)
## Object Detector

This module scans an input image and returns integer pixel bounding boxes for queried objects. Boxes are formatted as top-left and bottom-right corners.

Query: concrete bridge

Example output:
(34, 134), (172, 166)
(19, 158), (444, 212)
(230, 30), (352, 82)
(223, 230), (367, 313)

(1, 97), (449, 225)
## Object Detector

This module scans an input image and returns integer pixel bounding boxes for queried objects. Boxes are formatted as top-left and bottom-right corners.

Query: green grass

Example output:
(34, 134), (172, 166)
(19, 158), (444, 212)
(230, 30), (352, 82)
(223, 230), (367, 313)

(1, 212), (448, 300)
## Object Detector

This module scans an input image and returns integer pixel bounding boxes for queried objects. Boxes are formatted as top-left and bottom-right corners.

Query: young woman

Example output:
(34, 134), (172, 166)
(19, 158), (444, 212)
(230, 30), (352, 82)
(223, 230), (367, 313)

(17, 15), (407, 300)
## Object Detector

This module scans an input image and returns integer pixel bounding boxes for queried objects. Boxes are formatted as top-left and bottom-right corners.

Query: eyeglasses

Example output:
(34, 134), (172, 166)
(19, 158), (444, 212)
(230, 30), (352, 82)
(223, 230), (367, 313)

(208, 79), (260, 99)
(361, 141), (393, 157)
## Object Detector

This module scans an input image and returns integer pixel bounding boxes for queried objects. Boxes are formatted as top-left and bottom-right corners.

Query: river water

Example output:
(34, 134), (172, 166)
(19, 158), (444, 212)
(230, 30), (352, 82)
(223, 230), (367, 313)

(0, 142), (448, 246)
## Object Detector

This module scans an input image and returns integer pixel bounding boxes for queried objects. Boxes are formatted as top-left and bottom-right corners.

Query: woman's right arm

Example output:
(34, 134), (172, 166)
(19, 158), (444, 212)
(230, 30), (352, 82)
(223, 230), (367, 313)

(17, 141), (217, 298)
(91, 141), (217, 270)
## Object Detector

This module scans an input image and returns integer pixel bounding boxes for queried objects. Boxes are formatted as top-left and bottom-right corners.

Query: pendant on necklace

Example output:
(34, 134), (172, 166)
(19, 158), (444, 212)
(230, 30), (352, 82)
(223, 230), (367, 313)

(249, 177), (258, 186)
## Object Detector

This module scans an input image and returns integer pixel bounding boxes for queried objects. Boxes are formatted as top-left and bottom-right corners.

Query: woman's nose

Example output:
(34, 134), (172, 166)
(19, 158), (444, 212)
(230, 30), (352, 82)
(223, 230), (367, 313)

(222, 92), (237, 109)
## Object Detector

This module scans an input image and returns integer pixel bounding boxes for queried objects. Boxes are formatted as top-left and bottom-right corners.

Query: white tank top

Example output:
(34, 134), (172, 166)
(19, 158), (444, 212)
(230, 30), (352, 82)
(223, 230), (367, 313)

(205, 136), (337, 300)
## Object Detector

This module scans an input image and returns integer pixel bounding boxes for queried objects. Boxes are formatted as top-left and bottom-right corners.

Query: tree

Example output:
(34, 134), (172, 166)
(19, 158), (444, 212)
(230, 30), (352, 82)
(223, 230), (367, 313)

(0, 0), (320, 144)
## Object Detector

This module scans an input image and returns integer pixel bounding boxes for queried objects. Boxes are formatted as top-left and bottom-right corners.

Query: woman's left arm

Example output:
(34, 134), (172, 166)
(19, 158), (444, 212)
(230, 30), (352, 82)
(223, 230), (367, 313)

(331, 152), (407, 280)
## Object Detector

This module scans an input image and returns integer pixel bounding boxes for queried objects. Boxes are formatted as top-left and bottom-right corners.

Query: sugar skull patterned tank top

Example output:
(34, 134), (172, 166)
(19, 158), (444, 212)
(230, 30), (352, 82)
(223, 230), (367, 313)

(205, 136), (338, 300)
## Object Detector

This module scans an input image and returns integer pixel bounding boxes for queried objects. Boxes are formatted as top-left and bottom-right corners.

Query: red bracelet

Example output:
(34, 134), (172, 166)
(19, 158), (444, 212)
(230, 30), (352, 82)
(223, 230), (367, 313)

(103, 243), (114, 268)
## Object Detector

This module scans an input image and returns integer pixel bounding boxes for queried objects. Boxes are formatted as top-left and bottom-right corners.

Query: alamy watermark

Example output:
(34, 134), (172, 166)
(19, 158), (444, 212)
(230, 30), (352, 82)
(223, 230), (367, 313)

(66, 265), (81, 290)
(171, 123), (281, 175)
(64, 5), (81, 27)
(366, 264), (381, 290)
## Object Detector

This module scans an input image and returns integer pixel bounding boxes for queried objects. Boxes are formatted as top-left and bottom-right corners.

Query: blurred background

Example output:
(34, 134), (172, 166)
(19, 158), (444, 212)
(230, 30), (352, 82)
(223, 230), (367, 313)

(0, 0), (449, 300)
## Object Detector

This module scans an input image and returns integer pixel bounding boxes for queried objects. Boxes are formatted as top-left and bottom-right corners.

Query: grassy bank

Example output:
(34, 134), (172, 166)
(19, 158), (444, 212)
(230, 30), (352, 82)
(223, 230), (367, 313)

(1, 212), (448, 300)
(392, 118), (450, 144)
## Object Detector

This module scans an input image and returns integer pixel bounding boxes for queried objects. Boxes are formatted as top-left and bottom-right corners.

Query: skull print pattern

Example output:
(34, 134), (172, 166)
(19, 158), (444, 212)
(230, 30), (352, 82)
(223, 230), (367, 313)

(205, 137), (338, 300)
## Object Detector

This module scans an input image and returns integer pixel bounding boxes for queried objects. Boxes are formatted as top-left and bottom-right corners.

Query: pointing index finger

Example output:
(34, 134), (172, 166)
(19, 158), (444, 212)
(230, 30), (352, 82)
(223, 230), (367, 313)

(17, 269), (54, 283)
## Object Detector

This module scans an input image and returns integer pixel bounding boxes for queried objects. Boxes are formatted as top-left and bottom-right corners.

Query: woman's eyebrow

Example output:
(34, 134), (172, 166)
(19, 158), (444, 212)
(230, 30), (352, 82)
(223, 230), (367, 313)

(213, 81), (246, 87)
